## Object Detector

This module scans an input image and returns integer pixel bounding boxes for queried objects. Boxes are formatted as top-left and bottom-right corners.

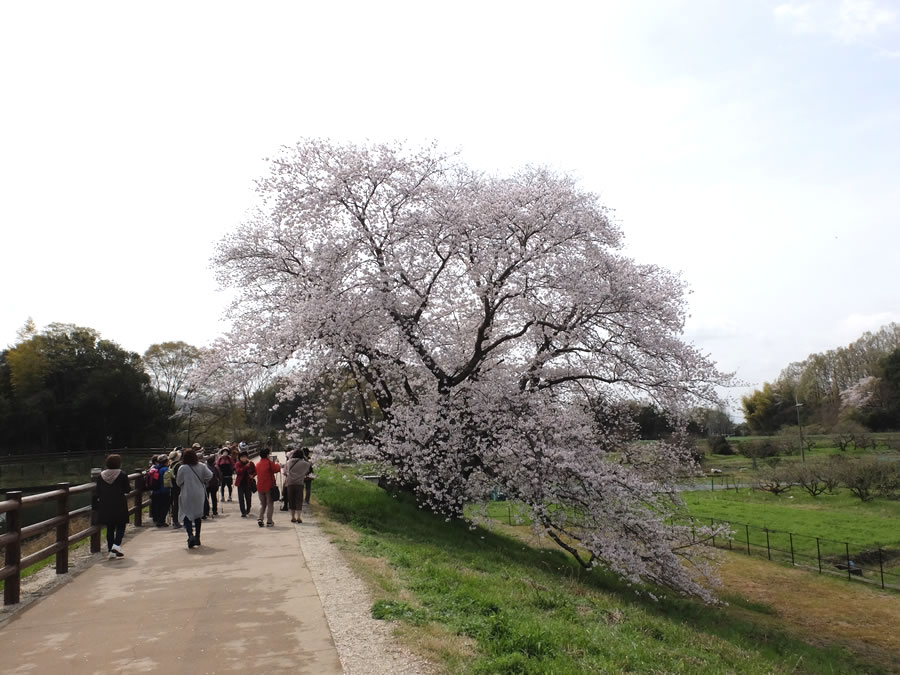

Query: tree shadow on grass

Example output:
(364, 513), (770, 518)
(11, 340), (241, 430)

(316, 474), (882, 673)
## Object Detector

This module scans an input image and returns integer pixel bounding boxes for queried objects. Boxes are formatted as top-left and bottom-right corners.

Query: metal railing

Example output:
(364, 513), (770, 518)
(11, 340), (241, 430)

(690, 516), (899, 590)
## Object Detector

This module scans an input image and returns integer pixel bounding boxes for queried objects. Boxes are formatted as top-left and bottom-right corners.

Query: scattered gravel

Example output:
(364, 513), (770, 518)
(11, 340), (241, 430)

(295, 510), (437, 675)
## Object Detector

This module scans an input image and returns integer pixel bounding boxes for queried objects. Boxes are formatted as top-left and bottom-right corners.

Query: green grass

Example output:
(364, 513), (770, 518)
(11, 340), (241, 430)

(0, 530), (92, 593)
(683, 488), (900, 546)
(314, 467), (882, 674)
(682, 488), (900, 578)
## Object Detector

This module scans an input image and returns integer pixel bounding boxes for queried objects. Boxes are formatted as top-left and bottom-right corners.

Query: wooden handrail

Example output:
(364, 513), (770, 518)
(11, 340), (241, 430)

(0, 471), (150, 605)
(20, 490), (66, 505)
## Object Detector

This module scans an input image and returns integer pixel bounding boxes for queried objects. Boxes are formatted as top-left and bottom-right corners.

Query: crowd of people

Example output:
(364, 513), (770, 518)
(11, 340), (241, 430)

(93, 441), (315, 557)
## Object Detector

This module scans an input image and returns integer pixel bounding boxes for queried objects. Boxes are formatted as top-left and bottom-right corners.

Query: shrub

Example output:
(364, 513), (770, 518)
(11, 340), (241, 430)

(788, 462), (828, 498)
(739, 439), (781, 469)
(777, 426), (815, 456)
(841, 459), (886, 502)
(707, 435), (733, 455)
(754, 464), (793, 495)
(831, 421), (873, 452)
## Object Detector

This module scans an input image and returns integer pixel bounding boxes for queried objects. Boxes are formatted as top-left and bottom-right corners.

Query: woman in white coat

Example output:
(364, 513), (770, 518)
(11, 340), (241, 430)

(176, 448), (212, 548)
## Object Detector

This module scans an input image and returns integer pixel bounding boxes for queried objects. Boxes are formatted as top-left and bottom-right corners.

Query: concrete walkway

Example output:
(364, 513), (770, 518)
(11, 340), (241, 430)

(2, 497), (343, 674)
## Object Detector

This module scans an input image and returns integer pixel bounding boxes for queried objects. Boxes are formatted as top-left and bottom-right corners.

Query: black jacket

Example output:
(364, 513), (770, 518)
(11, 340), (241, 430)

(95, 469), (131, 525)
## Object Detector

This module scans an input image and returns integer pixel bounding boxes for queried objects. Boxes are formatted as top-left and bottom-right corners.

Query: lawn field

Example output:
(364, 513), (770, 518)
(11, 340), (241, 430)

(682, 488), (900, 583)
(312, 466), (895, 674)
(681, 488), (900, 545)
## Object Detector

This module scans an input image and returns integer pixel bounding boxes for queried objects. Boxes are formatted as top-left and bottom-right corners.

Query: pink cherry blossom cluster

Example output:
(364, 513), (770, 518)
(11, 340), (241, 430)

(204, 139), (732, 601)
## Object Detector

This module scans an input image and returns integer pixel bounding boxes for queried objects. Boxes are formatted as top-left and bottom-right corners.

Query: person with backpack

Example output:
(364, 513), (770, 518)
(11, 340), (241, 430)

(216, 447), (235, 502)
(94, 453), (131, 559)
(255, 447), (281, 527)
(234, 450), (257, 518)
(176, 447), (212, 548)
(150, 455), (170, 527)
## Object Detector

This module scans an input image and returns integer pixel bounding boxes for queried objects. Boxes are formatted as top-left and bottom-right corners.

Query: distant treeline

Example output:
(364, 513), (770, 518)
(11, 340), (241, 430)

(742, 323), (900, 434)
(0, 321), (296, 455)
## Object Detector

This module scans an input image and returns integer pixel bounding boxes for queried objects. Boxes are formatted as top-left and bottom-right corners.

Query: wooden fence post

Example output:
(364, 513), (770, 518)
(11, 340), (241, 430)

(56, 482), (70, 574)
(133, 470), (144, 527)
(845, 542), (852, 581)
(745, 524), (751, 555)
(90, 481), (101, 554)
(4, 491), (22, 606)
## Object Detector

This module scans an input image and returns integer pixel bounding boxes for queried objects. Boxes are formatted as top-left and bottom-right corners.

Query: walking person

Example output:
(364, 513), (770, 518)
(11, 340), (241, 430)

(176, 447), (212, 548)
(150, 455), (171, 527)
(216, 447), (235, 502)
(302, 448), (315, 506)
(204, 455), (221, 517)
(234, 450), (257, 518)
(167, 448), (183, 528)
(283, 446), (311, 524)
(255, 447), (281, 527)
(94, 454), (131, 560)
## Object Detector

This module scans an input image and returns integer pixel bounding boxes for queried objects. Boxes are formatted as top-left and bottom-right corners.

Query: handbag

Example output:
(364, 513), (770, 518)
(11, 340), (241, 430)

(250, 478), (257, 494)
(269, 461), (281, 501)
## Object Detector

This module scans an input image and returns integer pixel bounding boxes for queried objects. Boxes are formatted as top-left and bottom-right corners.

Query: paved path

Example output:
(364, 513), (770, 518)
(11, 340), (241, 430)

(2, 495), (343, 674)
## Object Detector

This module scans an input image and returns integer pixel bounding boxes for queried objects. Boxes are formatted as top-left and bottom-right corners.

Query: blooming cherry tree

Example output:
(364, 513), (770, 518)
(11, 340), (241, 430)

(210, 139), (730, 600)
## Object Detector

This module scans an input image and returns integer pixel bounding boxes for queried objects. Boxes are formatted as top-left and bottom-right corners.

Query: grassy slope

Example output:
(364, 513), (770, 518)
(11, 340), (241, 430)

(313, 467), (884, 674)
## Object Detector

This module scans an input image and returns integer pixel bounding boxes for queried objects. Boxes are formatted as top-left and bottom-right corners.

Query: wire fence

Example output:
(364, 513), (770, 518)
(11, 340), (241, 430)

(691, 517), (899, 591)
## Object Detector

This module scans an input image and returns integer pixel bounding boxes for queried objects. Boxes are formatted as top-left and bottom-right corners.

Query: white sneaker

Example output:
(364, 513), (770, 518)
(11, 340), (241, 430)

(111, 544), (124, 558)
(108, 551), (117, 560)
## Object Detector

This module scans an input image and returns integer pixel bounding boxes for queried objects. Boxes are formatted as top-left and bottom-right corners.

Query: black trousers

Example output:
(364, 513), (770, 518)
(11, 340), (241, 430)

(106, 522), (126, 551)
(204, 487), (218, 516)
(171, 485), (181, 523)
(220, 475), (233, 500)
(151, 493), (170, 524)
(237, 483), (253, 515)
(183, 516), (202, 541)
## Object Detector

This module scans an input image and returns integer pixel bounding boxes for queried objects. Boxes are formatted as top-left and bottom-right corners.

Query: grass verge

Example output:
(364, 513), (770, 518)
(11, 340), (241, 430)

(312, 466), (888, 674)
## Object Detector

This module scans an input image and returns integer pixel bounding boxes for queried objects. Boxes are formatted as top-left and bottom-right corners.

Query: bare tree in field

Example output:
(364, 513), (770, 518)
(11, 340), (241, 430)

(143, 341), (200, 407)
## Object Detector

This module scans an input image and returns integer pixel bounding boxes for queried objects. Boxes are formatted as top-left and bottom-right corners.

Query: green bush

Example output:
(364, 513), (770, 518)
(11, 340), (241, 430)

(707, 435), (734, 455)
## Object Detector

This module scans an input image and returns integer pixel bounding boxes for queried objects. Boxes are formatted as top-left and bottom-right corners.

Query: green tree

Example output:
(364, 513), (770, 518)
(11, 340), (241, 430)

(143, 341), (201, 408)
(0, 323), (169, 453)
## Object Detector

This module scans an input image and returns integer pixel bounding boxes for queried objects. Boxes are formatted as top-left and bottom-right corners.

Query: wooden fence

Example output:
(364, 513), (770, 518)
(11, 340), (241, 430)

(0, 469), (149, 606)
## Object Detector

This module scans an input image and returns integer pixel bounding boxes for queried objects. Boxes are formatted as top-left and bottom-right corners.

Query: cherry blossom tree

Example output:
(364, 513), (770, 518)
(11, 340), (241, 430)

(209, 139), (731, 600)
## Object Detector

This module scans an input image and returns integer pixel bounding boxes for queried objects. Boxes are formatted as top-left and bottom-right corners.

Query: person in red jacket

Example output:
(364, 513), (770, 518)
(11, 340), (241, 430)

(255, 447), (281, 527)
(234, 450), (257, 518)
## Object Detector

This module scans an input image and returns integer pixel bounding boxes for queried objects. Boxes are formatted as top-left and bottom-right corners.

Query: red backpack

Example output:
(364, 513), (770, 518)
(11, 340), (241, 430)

(144, 466), (161, 491)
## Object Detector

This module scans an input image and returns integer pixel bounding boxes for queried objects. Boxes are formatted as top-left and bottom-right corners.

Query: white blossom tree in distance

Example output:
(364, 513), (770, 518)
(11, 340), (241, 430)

(208, 139), (732, 601)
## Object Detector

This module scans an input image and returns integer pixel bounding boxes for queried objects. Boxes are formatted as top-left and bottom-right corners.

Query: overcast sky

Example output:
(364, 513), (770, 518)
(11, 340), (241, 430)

(2, 0), (898, 416)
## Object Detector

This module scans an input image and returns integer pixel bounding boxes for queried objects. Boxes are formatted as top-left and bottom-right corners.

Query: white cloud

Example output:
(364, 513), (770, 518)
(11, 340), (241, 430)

(774, 0), (898, 43)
